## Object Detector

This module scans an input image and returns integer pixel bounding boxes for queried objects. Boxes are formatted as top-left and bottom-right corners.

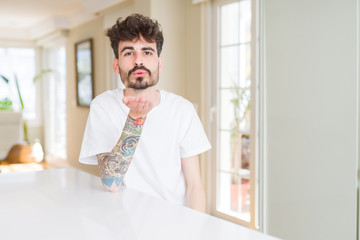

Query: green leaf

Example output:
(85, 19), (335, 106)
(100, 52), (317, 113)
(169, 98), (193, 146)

(14, 74), (24, 111)
(0, 97), (13, 110)
(0, 74), (9, 84)
(33, 69), (52, 83)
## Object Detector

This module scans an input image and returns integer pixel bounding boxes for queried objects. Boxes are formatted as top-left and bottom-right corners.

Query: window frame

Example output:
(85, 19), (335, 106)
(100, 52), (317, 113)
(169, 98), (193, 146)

(209, 0), (259, 230)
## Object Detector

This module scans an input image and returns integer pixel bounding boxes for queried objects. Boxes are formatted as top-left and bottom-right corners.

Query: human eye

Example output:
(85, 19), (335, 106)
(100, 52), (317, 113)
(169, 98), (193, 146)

(144, 51), (152, 56)
(124, 51), (133, 56)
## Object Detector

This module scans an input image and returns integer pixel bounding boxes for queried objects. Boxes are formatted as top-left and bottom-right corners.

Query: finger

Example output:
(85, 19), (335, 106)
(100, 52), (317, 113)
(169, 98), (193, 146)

(122, 96), (129, 105)
(139, 97), (146, 105)
(123, 96), (136, 105)
(137, 97), (145, 109)
(127, 101), (136, 109)
(146, 98), (153, 109)
(143, 99), (150, 110)
(130, 97), (139, 106)
(141, 99), (148, 111)
(135, 97), (141, 108)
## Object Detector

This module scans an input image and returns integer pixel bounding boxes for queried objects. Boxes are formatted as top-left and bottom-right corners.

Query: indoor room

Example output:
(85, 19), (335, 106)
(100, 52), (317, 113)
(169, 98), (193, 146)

(0, 0), (358, 240)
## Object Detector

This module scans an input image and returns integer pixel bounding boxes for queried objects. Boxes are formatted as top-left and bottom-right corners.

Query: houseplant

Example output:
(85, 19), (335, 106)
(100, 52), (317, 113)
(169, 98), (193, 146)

(0, 70), (51, 163)
(229, 81), (251, 211)
(0, 97), (13, 111)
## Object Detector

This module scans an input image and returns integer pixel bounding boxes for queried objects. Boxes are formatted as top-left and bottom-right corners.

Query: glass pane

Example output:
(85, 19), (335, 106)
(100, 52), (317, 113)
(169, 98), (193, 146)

(0, 48), (36, 120)
(220, 2), (239, 46)
(219, 130), (231, 171)
(219, 89), (234, 130)
(220, 87), (250, 133)
(44, 47), (67, 160)
(239, 0), (252, 43)
(219, 131), (251, 173)
(239, 87), (251, 133)
(239, 44), (251, 89)
(217, 172), (233, 212)
(220, 46), (239, 88)
(217, 172), (251, 222)
(240, 134), (250, 170)
(219, 130), (250, 173)
(240, 176), (251, 221)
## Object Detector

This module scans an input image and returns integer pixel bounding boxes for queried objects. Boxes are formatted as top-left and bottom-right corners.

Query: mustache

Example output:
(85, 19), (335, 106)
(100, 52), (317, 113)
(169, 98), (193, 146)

(128, 66), (151, 77)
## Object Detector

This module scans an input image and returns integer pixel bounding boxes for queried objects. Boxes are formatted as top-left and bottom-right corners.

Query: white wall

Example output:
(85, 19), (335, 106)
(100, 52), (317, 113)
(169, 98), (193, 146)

(150, 0), (186, 97)
(263, 0), (358, 239)
(66, 17), (108, 176)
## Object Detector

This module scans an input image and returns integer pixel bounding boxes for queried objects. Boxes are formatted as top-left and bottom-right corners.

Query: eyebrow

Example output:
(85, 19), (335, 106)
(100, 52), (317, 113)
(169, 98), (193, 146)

(120, 46), (156, 53)
(120, 46), (134, 53)
(142, 47), (155, 52)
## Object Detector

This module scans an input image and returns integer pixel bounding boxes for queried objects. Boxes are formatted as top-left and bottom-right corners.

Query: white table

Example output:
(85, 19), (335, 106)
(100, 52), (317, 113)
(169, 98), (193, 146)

(0, 168), (279, 240)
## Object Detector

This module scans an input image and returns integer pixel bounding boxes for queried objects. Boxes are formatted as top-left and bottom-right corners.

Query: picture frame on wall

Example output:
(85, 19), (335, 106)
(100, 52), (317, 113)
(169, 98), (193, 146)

(75, 38), (94, 107)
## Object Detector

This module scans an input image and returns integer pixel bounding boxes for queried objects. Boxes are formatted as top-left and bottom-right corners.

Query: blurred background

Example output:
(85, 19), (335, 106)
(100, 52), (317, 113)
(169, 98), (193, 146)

(0, 0), (358, 240)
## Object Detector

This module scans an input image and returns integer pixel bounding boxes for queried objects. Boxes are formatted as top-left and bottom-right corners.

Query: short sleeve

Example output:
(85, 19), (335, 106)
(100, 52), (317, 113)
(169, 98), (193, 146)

(78, 103), (119, 165)
(179, 104), (211, 158)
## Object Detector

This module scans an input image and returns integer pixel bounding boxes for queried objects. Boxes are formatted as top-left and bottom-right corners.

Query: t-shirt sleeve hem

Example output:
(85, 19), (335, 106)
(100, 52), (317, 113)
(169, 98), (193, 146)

(79, 156), (98, 165)
(79, 148), (110, 165)
(180, 144), (212, 159)
(79, 159), (98, 165)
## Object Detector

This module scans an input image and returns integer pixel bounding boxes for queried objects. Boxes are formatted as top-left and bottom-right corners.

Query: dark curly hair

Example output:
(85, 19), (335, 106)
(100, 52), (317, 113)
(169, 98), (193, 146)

(105, 14), (164, 58)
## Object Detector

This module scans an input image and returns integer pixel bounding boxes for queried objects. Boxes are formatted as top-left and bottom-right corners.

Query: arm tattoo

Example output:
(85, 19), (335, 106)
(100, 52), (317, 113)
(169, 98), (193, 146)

(97, 115), (146, 191)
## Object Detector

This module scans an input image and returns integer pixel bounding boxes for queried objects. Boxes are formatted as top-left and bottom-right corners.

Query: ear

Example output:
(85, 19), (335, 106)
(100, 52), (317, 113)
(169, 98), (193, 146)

(113, 58), (120, 74)
(159, 57), (163, 72)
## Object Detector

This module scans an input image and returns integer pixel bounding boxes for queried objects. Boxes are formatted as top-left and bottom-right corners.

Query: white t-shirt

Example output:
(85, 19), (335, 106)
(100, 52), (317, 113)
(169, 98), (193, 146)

(79, 89), (211, 206)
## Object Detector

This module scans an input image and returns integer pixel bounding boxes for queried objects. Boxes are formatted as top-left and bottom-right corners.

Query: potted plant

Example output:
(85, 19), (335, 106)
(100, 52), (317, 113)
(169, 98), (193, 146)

(0, 97), (13, 111)
(229, 81), (251, 211)
(0, 70), (51, 164)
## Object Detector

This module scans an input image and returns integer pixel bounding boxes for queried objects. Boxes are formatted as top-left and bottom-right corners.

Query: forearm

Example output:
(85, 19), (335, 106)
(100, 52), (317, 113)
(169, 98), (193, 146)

(186, 184), (206, 213)
(97, 115), (146, 192)
(181, 155), (206, 213)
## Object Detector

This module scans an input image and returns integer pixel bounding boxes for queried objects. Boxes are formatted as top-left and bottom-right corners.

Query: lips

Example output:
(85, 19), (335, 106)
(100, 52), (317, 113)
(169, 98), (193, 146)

(128, 66), (151, 77)
(133, 70), (147, 77)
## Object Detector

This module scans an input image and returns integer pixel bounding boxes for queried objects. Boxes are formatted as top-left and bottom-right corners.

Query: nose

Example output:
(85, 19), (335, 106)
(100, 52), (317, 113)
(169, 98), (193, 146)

(134, 54), (143, 66)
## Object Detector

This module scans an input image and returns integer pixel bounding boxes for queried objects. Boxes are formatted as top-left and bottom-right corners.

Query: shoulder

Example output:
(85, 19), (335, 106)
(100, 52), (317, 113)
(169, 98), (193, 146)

(159, 90), (199, 124)
(161, 90), (194, 110)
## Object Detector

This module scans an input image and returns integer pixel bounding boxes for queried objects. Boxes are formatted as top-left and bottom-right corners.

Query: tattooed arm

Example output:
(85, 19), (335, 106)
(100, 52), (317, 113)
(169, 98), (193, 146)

(97, 96), (152, 192)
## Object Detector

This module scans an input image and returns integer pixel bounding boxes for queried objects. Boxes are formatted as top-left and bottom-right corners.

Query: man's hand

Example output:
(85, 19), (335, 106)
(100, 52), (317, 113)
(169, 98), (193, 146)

(123, 96), (154, 118)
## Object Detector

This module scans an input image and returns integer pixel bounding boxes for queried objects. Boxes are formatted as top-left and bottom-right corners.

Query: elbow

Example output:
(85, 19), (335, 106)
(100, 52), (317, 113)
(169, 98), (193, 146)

(104, 184), (121, 192)
(100, 176), (123, 192)
(186, 184), (206, 213)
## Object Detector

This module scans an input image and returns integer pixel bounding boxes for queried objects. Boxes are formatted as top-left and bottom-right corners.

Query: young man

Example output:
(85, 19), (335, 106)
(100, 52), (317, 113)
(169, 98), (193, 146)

(79, 14), (211, 212)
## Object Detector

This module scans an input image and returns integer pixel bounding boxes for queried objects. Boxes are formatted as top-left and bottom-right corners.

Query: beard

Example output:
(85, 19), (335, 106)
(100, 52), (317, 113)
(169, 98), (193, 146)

(119, 65), (159, 90)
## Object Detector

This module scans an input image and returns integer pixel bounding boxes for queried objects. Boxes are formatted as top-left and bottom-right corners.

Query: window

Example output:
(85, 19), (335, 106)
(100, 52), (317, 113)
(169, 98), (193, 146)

(211, 0), (257, 229)
(43, 47), (67, 161)
(0, 47), (36, 120)
(0, 44), (67, 162)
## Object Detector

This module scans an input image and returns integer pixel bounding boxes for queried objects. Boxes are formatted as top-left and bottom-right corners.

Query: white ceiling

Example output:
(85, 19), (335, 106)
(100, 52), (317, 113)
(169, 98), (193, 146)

(0, 0), (126, 40)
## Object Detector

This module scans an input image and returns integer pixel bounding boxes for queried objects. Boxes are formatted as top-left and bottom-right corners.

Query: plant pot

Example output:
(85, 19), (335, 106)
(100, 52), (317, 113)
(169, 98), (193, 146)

(231, 183), (239, 211)
(2, 140), (44, 164)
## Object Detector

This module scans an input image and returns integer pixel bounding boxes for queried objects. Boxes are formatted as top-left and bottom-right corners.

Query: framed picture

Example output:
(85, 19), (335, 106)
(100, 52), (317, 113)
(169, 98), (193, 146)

(75, 38), (94, 107)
